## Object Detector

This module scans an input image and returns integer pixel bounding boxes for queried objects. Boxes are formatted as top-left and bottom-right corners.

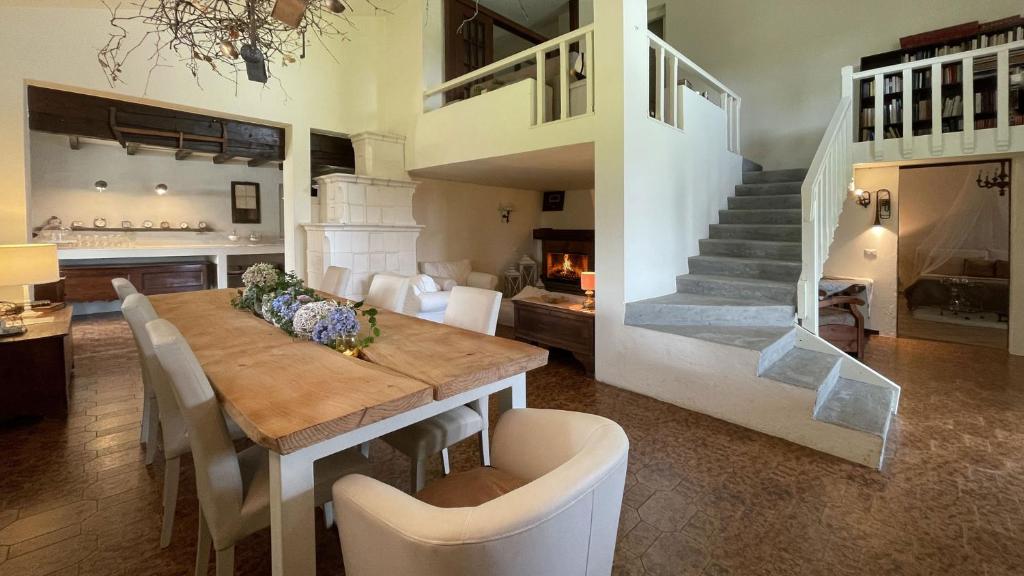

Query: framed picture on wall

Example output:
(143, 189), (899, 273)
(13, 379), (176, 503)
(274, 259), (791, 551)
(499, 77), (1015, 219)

(543, 191), (565, 212)
(231, 181), (261, 223)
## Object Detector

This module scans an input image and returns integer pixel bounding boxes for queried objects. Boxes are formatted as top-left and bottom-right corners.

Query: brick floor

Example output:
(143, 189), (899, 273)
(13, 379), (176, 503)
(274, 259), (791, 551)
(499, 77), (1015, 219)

(1, 313), (1023, 575)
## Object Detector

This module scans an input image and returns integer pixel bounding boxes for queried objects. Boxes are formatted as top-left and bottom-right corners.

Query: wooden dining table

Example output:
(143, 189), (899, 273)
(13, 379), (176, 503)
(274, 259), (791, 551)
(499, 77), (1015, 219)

(149, 288), (548, 576)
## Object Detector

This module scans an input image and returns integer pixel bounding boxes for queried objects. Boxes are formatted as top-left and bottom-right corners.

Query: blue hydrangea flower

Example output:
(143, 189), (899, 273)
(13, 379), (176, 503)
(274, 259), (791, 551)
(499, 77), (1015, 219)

(271, 293), (303, 323)
(311, 307), (360, 345)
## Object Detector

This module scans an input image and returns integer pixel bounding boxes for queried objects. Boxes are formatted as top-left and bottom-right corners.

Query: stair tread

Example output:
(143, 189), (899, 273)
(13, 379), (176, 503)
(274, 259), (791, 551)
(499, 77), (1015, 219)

(679, 273), (796, 289)
(762, 348), (841, 390)
(712, 224), (801, 229)
(690, 255), (802, 268)
(700, 238), (801, 247)
(815, 378), (895, 437)
(721, 209), (801, 214)
(630, 324), (795, 353)
(630, 292), (796, 309)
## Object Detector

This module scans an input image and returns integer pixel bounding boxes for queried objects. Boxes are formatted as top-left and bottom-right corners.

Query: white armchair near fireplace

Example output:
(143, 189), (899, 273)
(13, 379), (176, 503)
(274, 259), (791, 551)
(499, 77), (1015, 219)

(407, 259), (498, 322)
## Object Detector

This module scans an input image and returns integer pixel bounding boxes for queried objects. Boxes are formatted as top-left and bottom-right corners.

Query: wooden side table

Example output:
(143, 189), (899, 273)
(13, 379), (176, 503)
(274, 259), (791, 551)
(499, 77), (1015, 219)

(513, 298), (595, 376)
(0, 306), (74, 419)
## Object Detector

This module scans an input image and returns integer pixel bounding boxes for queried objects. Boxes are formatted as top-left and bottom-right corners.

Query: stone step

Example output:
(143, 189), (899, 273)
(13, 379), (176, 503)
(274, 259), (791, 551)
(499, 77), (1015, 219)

(688, 255), (802, 282)
(676, 274), (796, 304)
(742, 158), (764, 173)
(628, 324), (797, 373)
(709, 224), (802, 242)
(728, 194), (802, 210)
(742, 168), (807, 185)
(625, 292), (796, 327)
(761, 348), (842, 392)
(735, 182), (802, 197)
(719, 209), (801, 225)
(814, 378), (896, 438)
(698, 238), (802, 261)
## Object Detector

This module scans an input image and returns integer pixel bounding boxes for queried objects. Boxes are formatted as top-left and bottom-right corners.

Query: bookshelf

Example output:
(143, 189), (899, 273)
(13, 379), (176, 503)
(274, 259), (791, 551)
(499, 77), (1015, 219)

(857, 17), (1024, 142)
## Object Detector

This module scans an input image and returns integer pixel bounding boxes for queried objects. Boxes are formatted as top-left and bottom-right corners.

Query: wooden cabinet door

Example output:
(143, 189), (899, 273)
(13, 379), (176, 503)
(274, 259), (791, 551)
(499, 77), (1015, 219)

(445, 0), (494, 102)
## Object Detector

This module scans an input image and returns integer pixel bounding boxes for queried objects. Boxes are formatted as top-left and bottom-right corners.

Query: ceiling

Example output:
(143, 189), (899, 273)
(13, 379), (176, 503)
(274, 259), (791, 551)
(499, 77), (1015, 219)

(479, 0), (566, 29)
(409, 142), (593, 191)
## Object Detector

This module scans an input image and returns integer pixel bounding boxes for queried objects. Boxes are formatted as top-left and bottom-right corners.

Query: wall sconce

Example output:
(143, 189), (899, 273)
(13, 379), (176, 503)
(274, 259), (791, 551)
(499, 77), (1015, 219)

(854, 188), (871, 208)
(498, 203), (515, 223)
(94, 180), (108, 192)
(155, 183), (169, 195)
(873, 189), (892, 227)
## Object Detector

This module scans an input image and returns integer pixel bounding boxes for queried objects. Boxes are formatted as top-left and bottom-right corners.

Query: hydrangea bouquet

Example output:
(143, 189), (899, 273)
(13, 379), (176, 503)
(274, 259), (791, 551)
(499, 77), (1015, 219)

(230, 263), (381, 352)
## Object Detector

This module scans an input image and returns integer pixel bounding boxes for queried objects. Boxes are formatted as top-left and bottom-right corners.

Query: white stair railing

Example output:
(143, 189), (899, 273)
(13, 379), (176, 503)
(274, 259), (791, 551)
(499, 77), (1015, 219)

(851, 40), (1024, 158)
(648, 32), (741, 153)
(797, 67), (855, 332)
(423, 25), (595, 125)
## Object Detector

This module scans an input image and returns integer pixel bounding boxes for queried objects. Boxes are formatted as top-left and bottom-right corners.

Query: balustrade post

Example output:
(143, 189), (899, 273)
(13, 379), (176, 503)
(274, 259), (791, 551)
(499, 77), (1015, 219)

(873, 73), (884, 160)
(655, 44), (665, 121)
(559, 40), (570, 120)
(930, 62), (942, 155)
(963, 57), (975, 153)
(535, 51), (545, 124)
(997, 48), (1010, 150)
(585, 29), (595, 114)
(901, 68), (913, 158)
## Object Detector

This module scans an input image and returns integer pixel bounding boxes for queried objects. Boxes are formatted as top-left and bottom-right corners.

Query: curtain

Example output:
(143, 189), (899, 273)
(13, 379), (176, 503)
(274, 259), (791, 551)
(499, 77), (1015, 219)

(904, 170), (1011, 287)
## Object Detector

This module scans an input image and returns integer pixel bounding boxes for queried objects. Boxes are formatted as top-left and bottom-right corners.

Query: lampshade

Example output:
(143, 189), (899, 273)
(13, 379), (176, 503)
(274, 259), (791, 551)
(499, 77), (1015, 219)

(0, 244), (60, 287)
(580, 271), (596, 291)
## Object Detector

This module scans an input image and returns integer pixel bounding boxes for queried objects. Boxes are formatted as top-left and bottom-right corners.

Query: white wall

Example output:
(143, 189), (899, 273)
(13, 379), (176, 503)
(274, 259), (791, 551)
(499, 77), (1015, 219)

(414, 180), (594, 285)
(823, 166), (900, 335)
(538, 189), (594, 229)
(30, 133), (282, 237)
(0, 3), (386, 299)
(655, 0), (1024, 169)
(594, 0), (743, 378)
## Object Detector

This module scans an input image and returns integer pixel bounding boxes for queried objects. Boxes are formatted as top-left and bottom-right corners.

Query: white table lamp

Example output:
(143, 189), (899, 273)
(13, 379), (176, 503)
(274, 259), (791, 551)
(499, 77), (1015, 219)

(0, 244), (60, 336)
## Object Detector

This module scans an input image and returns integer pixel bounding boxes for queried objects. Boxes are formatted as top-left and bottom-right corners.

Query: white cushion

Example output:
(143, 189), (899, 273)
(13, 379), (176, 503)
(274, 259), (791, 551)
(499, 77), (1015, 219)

(410, 274), (440, 295)
(417, 291), (451, 313)
(421, 259), (472, 286)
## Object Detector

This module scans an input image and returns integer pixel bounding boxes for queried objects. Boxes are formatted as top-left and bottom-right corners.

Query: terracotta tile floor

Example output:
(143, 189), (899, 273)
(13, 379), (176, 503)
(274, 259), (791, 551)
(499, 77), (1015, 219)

(2, 313), (1024, 575)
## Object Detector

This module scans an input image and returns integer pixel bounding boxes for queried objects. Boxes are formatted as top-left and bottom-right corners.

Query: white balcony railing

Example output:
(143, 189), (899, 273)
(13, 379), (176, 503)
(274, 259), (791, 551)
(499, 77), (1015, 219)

(423, 25), (595, 125)
(797, 67), (855, 331)
(648, 32), (741, 154)
(852, 39), (1024, 157)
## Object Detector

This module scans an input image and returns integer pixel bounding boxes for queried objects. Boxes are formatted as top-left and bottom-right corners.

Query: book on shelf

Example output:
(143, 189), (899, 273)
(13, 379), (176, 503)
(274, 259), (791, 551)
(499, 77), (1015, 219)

(942, 95), (963, 118)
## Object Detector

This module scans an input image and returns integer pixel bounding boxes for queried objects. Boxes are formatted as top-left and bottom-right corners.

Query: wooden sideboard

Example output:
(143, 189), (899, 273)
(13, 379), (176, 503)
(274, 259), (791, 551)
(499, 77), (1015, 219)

(0, 306), (74, 419)
(513, 298), (595, 376)
(56, 262), (213, 302)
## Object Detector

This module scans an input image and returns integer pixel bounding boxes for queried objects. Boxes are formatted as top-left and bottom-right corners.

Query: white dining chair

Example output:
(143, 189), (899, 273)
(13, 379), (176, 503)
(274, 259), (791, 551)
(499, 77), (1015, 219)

(122, 293), (248, 548)
(333, 408), (630, 576)
(113, 277), (158, 461)
(111, 277), (138, 301)
(321, 266), (352, 298)
(383, 286), (502, 493)
(365, 274), (411, 313)
(146, 318), (372, 576)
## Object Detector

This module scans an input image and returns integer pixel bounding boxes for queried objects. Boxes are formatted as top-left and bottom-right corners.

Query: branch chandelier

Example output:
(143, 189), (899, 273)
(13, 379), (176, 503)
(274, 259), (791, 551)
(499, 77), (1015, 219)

(98, 0), (371, 88)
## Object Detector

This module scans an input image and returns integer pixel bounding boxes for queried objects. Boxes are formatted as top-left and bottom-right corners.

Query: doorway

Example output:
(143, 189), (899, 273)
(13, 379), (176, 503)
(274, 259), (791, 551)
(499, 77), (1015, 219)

(897, 160), (1011, 349)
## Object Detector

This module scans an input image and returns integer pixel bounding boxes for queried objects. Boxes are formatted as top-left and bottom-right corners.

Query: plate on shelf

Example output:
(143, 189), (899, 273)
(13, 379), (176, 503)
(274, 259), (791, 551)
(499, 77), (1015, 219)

(142, 220), (154, 229)
(93, 218), (107, 228)
(197, 221), (208, 230)
(160, 221), (170, 229)
(179, 222), (190, 229)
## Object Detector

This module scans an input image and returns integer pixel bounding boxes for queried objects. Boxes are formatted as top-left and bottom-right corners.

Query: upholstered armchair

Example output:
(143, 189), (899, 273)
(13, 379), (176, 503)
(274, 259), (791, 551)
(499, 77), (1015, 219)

(407, 259), (499, 322)
(332, 408), (629, 576)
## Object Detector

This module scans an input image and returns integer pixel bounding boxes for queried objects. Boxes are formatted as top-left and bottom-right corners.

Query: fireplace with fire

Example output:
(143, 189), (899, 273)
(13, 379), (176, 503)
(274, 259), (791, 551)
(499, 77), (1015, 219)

(533, 228), (595, 294)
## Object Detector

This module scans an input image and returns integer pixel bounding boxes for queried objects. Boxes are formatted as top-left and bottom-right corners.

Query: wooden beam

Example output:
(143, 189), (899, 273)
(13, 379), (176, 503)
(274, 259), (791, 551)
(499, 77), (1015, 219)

(175, 149), (193, 161)
(126, 142), (140, 156)
(28, 86), (286, 161)
(247, 158), (270, 167)
(213, 153), (234, 164)
(68, 135), (80, 150)
(453, 0), (548, 45)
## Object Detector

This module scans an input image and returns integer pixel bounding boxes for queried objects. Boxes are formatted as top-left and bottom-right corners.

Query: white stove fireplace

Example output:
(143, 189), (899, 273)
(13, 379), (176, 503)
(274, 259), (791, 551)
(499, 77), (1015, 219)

(302, 132), (422, 300)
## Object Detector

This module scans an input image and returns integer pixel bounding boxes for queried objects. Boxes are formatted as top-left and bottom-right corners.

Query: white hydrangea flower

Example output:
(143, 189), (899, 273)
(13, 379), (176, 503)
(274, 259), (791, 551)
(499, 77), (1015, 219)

(292, 300), (339, 338)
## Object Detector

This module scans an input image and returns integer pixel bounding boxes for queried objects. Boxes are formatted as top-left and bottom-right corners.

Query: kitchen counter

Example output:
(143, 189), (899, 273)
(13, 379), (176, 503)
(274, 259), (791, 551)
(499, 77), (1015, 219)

(57, 240), (285, 288)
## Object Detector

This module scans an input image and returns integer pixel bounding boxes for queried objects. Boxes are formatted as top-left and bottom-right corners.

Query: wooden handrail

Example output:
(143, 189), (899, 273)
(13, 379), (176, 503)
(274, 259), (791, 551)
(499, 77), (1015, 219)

(851, 39), (1024, 78)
